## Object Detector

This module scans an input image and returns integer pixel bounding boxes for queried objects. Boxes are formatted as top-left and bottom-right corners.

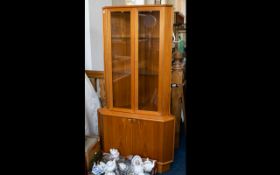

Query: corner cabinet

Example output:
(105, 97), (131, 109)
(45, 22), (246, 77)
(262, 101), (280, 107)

(98, 5), (175, 173)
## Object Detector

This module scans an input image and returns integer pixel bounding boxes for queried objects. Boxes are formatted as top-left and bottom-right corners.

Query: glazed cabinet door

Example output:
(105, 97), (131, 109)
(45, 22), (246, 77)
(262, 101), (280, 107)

(101, 116), (133, 156)
(106, 9), (135, 111)
(136, 9), (161, 112)
(131, 119), (162, 160)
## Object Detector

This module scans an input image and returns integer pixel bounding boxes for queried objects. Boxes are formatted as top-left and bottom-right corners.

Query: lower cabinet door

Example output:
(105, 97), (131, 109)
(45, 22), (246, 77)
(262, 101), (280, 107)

(131, 119), (162, 160)
(101, 115), (174, 165)
(102, 116), (133, 156)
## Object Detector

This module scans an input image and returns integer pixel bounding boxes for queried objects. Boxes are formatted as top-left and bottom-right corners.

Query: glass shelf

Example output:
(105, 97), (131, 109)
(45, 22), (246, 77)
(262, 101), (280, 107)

(112, 72), (131, 82)
(112, 35), (130, 39)
(112, 55), (131, 62)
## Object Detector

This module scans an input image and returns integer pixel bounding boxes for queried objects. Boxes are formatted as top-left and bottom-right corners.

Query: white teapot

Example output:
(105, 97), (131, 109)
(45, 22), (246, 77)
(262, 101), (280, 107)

(131, 155), (143, 166)
(131, 155), (144, 174)
(143, 158), (155, 172)
(133, 165), (144, 175)
(109, 148), (120, 160)
(105, 159), (116, 172)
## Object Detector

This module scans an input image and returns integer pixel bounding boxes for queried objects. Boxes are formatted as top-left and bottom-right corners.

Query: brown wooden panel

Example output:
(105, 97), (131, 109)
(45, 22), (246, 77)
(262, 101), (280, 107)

(174, 11), (184, 25)
(101, 115), (132, 156)
(97, 110), (103, 149)
(171, 69), (184, 148)
(85, 70), (104, 79)
(99, 79), (107, 107)
(132, 119), (161, 160)
(162, 120), (175, 162)
(161, 7), (173, 115)
(103, 8), (112, 109)
(99, 109), (175, 163)
(99, 108), (173, 122)
(157, 163), (171, 173)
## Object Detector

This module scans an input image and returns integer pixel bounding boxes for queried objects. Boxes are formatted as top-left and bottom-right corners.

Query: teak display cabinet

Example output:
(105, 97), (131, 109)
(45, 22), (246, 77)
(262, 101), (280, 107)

(98, 5), (175, 173)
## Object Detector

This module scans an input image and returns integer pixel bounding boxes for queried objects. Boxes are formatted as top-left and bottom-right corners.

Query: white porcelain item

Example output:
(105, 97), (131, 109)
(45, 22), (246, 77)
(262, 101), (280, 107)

(131, 155), (144, 174)
(131, 155), (143, 167)
(109, 148), (120, 160)
(143, 158), (155, 172)
(105, 172), (116, 175)
(97, 161), (106, 171)
(133, 165), (144, 175)
(105, 159), (116, 172)
(118, 162), (127, 171)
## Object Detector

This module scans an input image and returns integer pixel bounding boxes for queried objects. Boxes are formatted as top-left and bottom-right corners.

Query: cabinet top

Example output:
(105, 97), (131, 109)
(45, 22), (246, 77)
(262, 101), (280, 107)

(103, 4), (173, 9)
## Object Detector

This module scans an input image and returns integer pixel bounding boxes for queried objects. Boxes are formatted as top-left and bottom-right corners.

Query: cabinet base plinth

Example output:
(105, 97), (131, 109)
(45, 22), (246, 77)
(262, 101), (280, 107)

(157, 162), (172, 173)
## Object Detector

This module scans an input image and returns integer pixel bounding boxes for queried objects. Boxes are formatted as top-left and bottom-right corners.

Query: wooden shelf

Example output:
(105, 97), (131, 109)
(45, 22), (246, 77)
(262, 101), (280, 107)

(138, 38), (159, 42)
(112, 72), (131, 82)
(99, 108), (174, 122)
(139, 36), (159, 38)
(113, 55), (130, 62)
(112, 35), (130, 39)
(112, 37), (130, 40)
(113, 72), (158, 82)
(138, 36), (159, 39)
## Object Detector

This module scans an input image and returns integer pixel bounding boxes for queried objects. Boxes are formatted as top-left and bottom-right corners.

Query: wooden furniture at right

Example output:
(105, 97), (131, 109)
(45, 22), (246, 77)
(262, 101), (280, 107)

(171, 51), (186, 148)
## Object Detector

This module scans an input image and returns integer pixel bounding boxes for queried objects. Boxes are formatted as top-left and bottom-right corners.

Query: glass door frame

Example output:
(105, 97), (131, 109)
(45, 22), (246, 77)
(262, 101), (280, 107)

(105, 7), (164, 116)
(134, 7), (163, 116)
(107, 8), (135, 113)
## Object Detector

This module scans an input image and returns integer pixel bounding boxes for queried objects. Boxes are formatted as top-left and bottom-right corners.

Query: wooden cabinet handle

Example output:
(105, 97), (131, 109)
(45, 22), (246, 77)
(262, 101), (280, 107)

(128, 118), (132, 122)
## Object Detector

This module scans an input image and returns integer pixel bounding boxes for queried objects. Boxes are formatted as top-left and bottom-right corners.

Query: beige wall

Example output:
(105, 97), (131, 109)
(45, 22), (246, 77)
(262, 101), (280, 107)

(174, 0), (186, 22)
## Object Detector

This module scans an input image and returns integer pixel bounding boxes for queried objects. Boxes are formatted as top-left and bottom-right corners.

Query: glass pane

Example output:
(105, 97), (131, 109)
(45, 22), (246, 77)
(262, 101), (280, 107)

(111, 11), (131, 109)
(138, 11), (160, 111)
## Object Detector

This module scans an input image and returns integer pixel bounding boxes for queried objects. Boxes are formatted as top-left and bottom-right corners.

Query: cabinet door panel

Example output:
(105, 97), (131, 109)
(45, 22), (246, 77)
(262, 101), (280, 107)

(132, 119), (162, 160)
(102, 116), (132, 156)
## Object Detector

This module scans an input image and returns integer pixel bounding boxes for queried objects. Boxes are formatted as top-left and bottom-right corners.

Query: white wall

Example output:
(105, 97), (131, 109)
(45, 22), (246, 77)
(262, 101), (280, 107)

(112, 0), (125, 5)
(181, 0), (186, 23)
(86, 0), (112, 71)
(85, 0), (93, 70)
(112, 0), (145, 5)
(145, 0), (155, 4)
